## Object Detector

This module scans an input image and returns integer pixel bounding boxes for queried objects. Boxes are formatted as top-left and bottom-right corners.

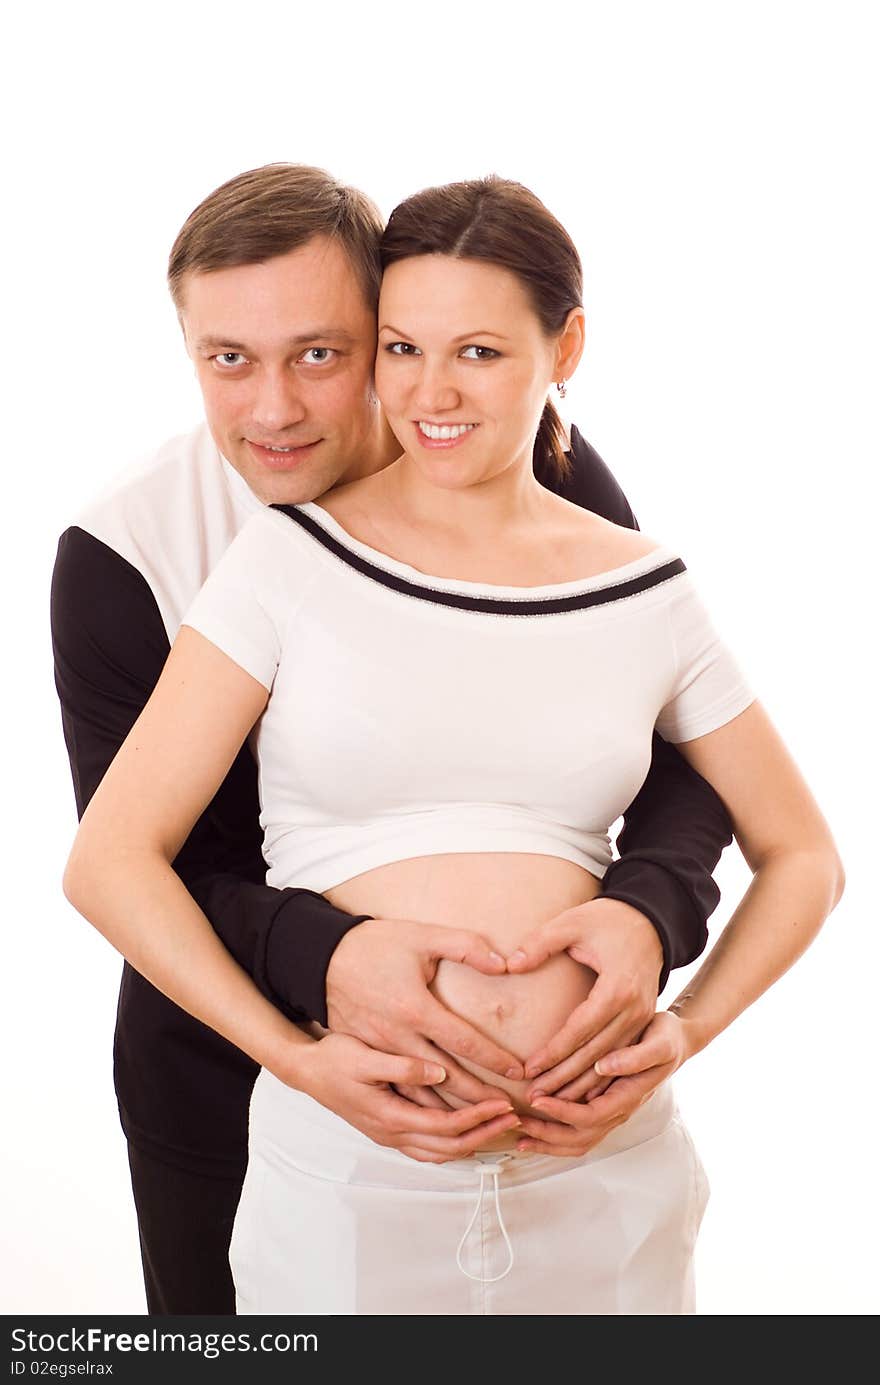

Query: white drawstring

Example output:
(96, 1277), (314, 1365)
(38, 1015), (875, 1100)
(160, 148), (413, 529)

(455, 1161), (515, 1283)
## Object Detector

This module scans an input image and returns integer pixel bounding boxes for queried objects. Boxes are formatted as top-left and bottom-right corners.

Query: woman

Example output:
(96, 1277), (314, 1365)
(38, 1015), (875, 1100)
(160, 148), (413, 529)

(64, 177), (843, 1315)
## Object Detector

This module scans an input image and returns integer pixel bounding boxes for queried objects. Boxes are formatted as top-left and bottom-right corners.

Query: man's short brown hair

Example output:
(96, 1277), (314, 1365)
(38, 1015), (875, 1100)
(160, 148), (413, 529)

(168, 163), (384, 313)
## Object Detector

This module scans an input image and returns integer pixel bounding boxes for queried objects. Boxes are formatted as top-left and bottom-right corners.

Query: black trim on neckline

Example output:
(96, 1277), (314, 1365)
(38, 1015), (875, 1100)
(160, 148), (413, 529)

(271, 504), (686, 616)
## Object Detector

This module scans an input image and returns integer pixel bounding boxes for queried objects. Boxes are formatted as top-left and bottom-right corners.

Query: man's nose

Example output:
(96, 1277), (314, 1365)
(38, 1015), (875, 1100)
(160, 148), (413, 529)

(251, 367), (306, 433)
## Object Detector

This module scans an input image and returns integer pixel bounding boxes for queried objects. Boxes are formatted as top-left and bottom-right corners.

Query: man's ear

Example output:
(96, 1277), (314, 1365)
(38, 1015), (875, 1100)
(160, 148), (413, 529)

(553, 307), (586, 384)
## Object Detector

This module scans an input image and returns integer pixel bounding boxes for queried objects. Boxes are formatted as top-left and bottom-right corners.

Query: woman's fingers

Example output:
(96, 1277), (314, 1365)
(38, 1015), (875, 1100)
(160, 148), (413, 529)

(375, 1087), (516, 1138)
(556, 1072), (614, 1102)
(385, 1034), (515, 1105)
(390, 1083), (455, 1110)
(524, 1013), (642, 1099)
(394, 1113), (523, 1161)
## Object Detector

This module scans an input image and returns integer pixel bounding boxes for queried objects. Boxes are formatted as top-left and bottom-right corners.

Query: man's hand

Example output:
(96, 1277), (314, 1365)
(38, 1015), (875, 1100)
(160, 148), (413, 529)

(326, 918), (525, 1102)
(506, 897), (664, 1101)
(293, 1032), (522, 1163)
(514, 1011), (687, 1156)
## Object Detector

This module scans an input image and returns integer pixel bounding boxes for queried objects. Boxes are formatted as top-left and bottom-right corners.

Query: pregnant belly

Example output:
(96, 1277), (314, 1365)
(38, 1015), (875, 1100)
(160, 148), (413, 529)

(322, 853), (602, 1138)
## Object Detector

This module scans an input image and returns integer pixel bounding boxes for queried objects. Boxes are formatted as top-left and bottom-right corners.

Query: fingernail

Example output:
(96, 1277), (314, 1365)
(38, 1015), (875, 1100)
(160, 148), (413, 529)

(525, 1065), (542, 1079)
(506, 1066), (523, 1080)
(489, 951), (506, 967)
(508, 950), (526, 966)
(593, 1061), (606, 1077)
(429, 1065), (447, 1082)
(532, 1099), (551, 1111)
(530, 1089), (546, 1100)
(517, 1140), (532, 1152)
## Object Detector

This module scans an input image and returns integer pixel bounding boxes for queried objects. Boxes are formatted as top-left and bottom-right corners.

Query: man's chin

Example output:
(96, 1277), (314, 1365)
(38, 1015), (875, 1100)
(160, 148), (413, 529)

(233, 455), (344, 507)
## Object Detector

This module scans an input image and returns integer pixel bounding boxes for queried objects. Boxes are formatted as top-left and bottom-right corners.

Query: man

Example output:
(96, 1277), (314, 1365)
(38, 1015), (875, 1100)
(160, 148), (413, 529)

(51, 164), (734, 1314)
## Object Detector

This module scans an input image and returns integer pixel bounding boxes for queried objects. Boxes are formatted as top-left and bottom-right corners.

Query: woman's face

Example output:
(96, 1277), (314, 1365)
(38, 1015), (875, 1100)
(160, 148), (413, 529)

(375, 255), (562, 490)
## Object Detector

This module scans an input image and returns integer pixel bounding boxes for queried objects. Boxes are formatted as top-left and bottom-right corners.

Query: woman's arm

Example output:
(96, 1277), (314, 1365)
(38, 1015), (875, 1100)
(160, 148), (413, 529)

(63, 627), (522, 1160)
(665, 699), (844, 1051)
(62, 625), (308, 1074)
(511, 699), (845, 1153)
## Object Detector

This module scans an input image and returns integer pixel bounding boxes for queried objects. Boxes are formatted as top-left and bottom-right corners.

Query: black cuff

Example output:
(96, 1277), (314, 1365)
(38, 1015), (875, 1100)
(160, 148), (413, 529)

(600, 857), (708, 994)
(265, 890), (373, 1026)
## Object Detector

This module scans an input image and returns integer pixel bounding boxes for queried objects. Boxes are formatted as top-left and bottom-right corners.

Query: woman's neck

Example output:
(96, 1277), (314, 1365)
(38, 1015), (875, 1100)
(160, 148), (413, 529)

(381, 449), (553, 547)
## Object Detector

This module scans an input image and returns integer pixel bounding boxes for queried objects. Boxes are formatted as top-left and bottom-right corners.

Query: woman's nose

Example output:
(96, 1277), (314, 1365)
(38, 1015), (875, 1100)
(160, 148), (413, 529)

(413, 362), (461, 416)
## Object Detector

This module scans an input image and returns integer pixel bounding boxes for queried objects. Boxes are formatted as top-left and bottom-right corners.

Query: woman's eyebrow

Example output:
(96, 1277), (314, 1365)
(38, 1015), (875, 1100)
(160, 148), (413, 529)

(451, 330), (510, 342)
(378, 324), (510, 342)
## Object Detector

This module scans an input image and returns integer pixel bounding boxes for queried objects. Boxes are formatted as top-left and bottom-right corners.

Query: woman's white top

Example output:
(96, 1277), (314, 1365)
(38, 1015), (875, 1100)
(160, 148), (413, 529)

(182, 502), (755, 893)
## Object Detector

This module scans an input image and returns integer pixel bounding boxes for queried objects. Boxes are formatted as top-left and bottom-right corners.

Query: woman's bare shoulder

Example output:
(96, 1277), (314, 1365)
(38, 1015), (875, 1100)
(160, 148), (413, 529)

(312, 471), (389, 530)
(548, 494), (666, 566)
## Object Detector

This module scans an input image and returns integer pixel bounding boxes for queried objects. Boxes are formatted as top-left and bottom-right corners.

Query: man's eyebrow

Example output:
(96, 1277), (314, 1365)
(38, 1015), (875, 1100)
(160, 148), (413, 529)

(192, 329), (360, 352)
(378, 325), (510, 342)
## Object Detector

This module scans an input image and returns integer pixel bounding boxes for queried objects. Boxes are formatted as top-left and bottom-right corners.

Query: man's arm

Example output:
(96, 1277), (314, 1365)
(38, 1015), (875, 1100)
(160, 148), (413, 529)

(50, 525), (368, 1025)
(555, 425), (734, 987)
(51, 525), (525, 1116)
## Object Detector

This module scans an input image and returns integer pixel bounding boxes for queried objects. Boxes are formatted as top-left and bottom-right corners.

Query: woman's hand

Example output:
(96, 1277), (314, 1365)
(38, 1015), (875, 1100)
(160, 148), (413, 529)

(513, 1011), (690, 1157)
(293, 1032), (523, 1164)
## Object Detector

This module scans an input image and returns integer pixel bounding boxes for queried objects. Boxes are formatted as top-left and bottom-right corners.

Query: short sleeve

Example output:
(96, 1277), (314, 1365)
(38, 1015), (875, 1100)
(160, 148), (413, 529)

(181, 512), (284, 691)
(655, 573), (756, 743)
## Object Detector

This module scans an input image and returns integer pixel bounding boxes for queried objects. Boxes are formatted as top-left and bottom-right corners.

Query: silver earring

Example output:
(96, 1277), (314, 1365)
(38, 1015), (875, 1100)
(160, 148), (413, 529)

(556, 379), (567, 399)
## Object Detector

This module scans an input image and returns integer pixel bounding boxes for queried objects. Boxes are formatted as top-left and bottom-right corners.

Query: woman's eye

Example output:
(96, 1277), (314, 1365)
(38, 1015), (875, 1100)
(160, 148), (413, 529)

(301, 347), (336, 364)
(460, 345), (500, 361)
(214, 352), (248, 369)
(385, 341), (421, 356)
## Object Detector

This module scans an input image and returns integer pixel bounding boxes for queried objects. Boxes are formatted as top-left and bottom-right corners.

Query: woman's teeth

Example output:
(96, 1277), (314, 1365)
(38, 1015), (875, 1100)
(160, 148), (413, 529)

(418, 422), (476, 440)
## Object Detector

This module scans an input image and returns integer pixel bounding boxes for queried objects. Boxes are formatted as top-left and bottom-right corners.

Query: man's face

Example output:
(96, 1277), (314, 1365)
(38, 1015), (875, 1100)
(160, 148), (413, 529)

(180, 236), (383, 505)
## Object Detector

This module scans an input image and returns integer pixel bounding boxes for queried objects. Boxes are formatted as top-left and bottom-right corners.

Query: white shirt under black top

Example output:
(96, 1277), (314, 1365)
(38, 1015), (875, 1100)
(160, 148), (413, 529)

(50, 423), (736, 1177)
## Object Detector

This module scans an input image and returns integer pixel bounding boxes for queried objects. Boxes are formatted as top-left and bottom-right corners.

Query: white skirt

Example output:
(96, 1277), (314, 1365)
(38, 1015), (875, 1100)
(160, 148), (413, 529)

(230, 1071), (709, 1316)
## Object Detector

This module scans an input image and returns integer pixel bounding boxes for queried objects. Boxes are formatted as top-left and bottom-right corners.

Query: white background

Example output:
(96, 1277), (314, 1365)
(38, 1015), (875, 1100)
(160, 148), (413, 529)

(3, 0), (877, 1316)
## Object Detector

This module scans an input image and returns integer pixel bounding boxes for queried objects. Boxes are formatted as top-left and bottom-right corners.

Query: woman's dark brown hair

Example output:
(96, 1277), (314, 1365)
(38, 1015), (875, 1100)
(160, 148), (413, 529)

(380, 176), (583, 482)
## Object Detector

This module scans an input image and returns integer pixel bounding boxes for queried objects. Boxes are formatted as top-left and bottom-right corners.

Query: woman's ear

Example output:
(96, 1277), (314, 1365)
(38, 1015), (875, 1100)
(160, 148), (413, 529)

(553, 307), (586, 384)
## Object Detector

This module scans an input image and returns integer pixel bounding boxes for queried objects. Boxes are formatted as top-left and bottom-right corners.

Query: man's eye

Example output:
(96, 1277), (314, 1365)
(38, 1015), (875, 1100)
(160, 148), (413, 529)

(460, 345), (500, 361)
(385, 342), (421, 356)
(213, 353), (248, 368)
(301, 347), (336, 364)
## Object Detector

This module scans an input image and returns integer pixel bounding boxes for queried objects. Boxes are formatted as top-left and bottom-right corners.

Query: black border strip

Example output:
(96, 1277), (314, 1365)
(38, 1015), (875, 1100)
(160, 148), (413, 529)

(272, 504), (686, 615)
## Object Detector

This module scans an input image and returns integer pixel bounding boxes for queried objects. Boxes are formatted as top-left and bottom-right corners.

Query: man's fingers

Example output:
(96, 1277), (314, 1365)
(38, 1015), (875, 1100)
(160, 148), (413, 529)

(522, 983), (638, 1078)
(422, 925), (508, 975)
(505, 921), (574, 974)
(418, 994), (524, 1080)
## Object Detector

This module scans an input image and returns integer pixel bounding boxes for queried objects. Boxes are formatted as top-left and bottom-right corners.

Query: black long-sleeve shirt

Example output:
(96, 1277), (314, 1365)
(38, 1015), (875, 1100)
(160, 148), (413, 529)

(51, 423), (733, 1174)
